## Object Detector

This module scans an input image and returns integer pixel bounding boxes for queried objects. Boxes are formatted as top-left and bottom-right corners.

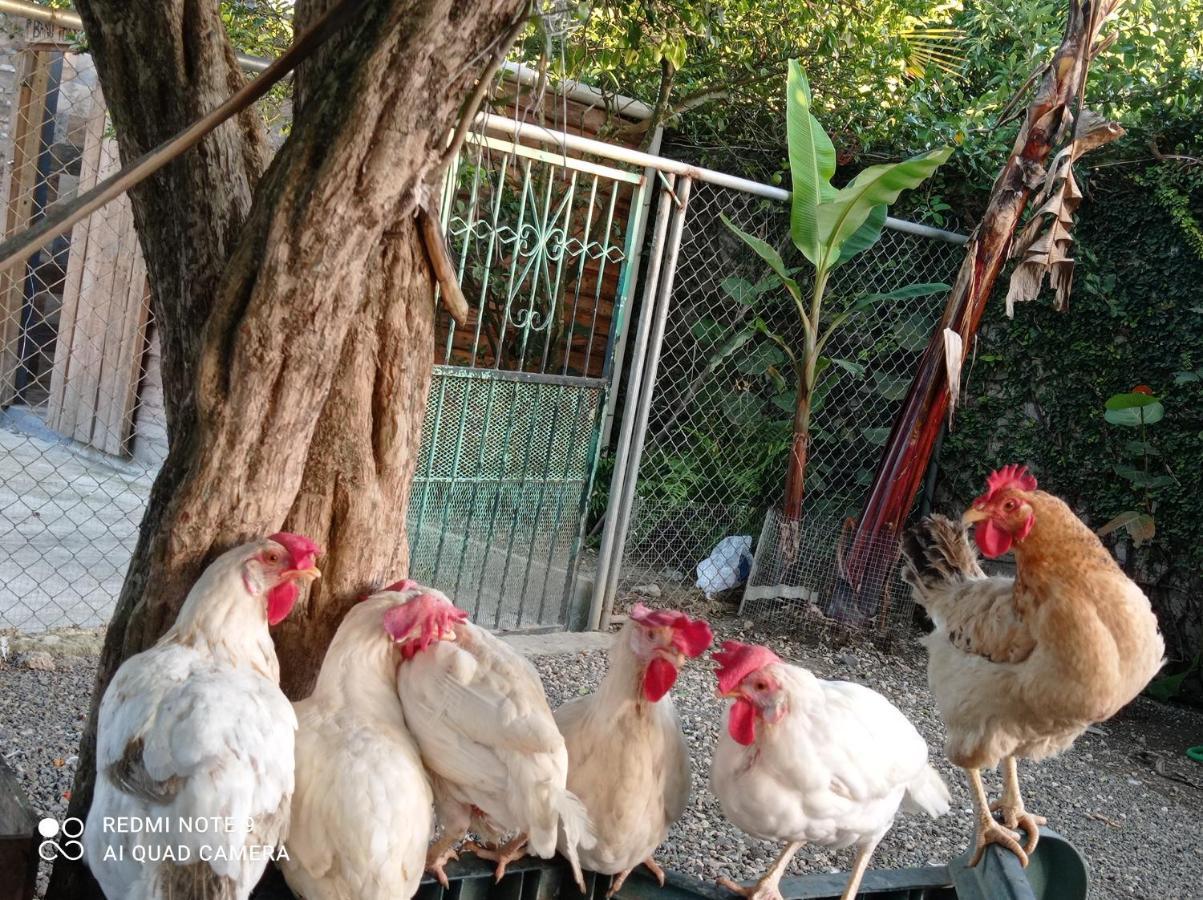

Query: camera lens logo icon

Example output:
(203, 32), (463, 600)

(38, 817), (85, 861)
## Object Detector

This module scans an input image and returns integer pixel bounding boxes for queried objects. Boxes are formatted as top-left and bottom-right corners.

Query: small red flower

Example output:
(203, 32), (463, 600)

(1131, 384), (1153, 395)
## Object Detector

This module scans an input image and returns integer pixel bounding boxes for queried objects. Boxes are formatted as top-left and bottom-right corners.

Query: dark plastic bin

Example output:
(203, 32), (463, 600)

(253, 827), (1087, 900)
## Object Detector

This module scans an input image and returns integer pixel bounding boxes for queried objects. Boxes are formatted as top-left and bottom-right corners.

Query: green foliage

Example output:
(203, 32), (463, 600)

(1146, 653), (1200, 703)
(937, 163), (1203, 669)
(719, 61), (948, 515)
(221, 0), (294, 59)
(522, 0), (963, 171)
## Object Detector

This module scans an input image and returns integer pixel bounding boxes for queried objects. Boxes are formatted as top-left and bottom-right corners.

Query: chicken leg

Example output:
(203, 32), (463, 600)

(839, 837), (881, 900)
(989, 756), (1045, 856)
(966, 767), (1029, 867)
(718, 841), (802, 900)
(464, 834), (529, 883)
(608, 857), (667, 897)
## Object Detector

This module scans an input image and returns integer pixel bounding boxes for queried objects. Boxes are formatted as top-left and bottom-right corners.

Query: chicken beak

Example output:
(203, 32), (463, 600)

(961, 506), (988, 525)
(287, 566), (322, 582)
(717, 688), (740, 700)
(661, 647), (687, 670)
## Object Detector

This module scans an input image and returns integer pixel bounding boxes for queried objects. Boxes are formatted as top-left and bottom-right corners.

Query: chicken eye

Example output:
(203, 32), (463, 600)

(264, 550), (282, 564)
(1003, 499), (1017, 511)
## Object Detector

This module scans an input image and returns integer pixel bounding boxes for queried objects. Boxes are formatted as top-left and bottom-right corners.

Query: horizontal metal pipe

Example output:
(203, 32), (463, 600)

(0, 0), (271, 72)
(478, 113), (970, 245)
(432, 365), (606, 390)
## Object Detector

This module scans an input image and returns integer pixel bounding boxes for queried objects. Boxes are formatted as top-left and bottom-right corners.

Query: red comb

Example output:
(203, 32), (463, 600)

(268, 532), (321, 570)
(629, 603), (714, 657)
(382, 592), (468, 659)
(978, 465), (1037, 502)
(713, 640), (781, 695)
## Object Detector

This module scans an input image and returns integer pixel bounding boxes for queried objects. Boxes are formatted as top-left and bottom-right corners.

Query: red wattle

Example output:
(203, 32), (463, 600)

(975, 519), (1013, 558)
(728, 697), (757, 745)
(643, 658), (679, 702)
(267, 582), (299, 625)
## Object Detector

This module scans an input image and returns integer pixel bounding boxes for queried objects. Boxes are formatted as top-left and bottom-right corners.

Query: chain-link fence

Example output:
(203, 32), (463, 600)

(0, 34), (163, 632)
(0, 17), (655, 635)
(605, 179), (965, 645)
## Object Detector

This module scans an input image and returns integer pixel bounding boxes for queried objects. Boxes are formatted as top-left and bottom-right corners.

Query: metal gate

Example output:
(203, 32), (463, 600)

(406, 120), (652, 631)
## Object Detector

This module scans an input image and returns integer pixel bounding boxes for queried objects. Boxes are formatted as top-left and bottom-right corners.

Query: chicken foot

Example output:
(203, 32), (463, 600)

(966, 768), (1029, 868)
(989, 756), (1045, 856)
(718, 841), (802, 900)
(424, 837), (461, 889)
(608, 857), (667, 897)
(464, 834), (529, 883)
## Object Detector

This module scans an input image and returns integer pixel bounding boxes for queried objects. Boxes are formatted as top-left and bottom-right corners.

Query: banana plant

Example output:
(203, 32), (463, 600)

(721, 59), (951, 521)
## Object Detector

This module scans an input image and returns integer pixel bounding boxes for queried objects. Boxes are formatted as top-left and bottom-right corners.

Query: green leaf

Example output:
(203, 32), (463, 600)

(834, 204), (888, 267)
(1112, 465), (1174, 489)
(828, 357), (866, 378)
(1104, 393), (1164, 426)
(872, 372), (910, 401)
(691, 317), (727, 344)
(815, 146), (953, 268)
(1174, 370), (1201, 384)
(721, 392), (764, 428)
(736, 343), (786, 376)
(720, 276), (758, 304)
(862, 426), (892, 446)
(705, 327), (755, 367)
(785, 60), (837, 267)
(770, 391), (797, 414)
(719, 214), (801, 299)
(1105, 392), (1162, 409)
(1124, 440), (1160, 456)
(856, 282), (951, 306)
(1145, 654), (1199, 702)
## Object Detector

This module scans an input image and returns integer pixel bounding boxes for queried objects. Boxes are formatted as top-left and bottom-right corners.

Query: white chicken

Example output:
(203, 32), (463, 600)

(554, 603), (713, 895)
(390, 584), (594, 891)
(280, 582), (434, 900)
(710, 641), (950, 900)
(84, 533), (320, 900)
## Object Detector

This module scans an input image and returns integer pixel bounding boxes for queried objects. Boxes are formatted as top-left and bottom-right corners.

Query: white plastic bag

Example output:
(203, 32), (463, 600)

(696, 535), (753, 596)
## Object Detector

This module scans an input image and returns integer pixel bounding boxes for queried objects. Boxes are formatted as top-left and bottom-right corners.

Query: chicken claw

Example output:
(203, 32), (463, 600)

(990, 756), (1046, 856)
(425, 845), (458, 888)
(464, 835), (529, 883)
(642, 857), (666, 887)
(969, 817), (1029, 868)
(607, 859), (666, 898)
(717, 875), (785, 900)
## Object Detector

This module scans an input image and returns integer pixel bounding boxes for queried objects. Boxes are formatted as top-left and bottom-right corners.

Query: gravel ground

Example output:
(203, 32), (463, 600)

(2, 612), (1201, 899)
(532, 606), (1203, 899)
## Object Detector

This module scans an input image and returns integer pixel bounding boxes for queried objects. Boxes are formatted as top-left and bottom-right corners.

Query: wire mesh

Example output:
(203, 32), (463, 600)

(613, 180), (965, 644)
(0, 42), (163, 632)
(0, 28), (649, 635)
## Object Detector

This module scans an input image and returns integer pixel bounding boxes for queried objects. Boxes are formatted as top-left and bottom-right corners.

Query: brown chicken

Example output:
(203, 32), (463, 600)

(901, 465), (1164, 867)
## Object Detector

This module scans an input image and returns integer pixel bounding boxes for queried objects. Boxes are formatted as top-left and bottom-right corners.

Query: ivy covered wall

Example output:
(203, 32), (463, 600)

(933, 162), (1203, 684)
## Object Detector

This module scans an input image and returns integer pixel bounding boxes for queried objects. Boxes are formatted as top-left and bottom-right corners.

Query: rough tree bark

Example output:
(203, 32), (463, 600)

(49, 1), (527, 897)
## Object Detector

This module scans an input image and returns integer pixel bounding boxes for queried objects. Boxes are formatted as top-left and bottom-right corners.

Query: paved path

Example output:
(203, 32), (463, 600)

(0, 411), (153, 632)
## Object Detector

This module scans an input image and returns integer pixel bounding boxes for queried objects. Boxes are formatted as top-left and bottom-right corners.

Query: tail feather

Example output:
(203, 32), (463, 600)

(902, 765), (952, 818)
(900, 515), (985, 608)
(554, 789), (595, 893)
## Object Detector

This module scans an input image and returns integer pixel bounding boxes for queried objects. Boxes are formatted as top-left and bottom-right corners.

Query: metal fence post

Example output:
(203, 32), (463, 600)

(589, 176), (693, 630)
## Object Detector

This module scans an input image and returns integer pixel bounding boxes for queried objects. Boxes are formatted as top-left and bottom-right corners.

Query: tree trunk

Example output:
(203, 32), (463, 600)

(49, 1), (526, 897)
(829, 0), (1107, 622)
